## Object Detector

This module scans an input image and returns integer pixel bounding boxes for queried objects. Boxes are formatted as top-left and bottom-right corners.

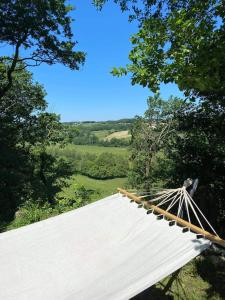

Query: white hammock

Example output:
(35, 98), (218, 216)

(0, 193), (210, 300)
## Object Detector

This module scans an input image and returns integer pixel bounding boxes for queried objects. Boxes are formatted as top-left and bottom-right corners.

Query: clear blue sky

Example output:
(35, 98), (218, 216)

(2, 1), (183, 122)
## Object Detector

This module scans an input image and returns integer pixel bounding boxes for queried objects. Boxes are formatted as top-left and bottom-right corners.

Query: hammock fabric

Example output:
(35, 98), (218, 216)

(0, 193), (210, 300)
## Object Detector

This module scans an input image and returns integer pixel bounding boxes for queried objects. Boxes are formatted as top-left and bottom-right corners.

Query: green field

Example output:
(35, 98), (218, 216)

(73, 144), (129, 156)
(75, 174), (127, 200)
(48, 144), (129, 158)
(50, 143), (129, 201)
(92, 130), (111, 139)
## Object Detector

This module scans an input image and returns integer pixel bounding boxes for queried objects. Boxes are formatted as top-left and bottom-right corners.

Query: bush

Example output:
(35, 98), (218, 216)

(7, 202), (56, 230)
(7, 177), (94, 231)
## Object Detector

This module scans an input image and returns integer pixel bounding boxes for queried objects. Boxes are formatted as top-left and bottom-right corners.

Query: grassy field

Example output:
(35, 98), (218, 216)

(73, 144), (129, 156)
(74, 174), (127, 200)
(48, 144), (129, 165)
(92, 129), (131, 141)
(104, 130), (131, 140)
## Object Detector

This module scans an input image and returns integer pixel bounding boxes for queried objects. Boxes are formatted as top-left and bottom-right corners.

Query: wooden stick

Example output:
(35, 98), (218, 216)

(117, 188), (225, 248)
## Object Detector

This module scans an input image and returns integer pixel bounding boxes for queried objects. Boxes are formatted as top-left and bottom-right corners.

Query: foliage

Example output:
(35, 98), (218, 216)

(0, 0), (85, 98)
(7, 202), (56, 230)
(29, 152), (73, 204)
(0, 65), (43, 220)
(48, 144), (129, 179)
(7, 173), (127, 231)
(96, 0), (225, 104)
(65, 119), (133, 131)
(129, 94), (225, 236)
(55, 176), (93, 211)
(167, 101), (225, 236)
(81, 152), (128, 179)
(7, 180), (93, 230)
(0, 0), (86, 224)
(128, 94), (184, 189)
(0, 65), (71, 223)
(100, 137), (130, 147)
(63, 120), (132, 147)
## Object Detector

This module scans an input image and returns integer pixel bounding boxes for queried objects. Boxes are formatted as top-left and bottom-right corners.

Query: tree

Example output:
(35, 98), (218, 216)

(168, 101), (225, 236)
(0, 0), (85, 99)
(95, 0), (225, 104)
(0, 64), (71, 223)
(0, 63), (45, 220)
(128, 94), (183, 189)
(0, 1), (84, 223)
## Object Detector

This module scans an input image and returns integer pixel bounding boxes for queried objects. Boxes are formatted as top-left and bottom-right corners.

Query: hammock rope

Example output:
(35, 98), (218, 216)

(118, 187), (225, 248)
(123, 185), (219, 238)
(184, 189), (219, 236)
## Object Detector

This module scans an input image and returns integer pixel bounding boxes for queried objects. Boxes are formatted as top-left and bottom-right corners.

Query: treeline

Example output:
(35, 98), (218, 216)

(48, 145), (129, 179)
(68, 131), (130, 147)
(64, 124), (130, 147)
(64, 118), (134, 129)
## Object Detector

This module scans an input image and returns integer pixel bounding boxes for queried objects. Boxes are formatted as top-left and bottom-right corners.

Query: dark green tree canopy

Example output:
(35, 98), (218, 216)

(0, 0), (85, 98)
(0, 62), (69, 221)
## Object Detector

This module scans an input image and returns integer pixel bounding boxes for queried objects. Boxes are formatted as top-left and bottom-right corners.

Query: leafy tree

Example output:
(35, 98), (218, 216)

(168, 102), (225, 236)
(0, 0), (85, 99)
(0, 64), (45, 220)
(95, 0), (225, 103)
(80, 152), (128, 179)
(56, 176), (93, 211)
(0, 64), (71, 223)
(128, 94), (184, 189)
(0, 0), (86, 225)
(129, 94), (225, 236)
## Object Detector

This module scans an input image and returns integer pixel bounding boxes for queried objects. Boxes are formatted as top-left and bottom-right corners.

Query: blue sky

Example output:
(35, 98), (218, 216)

(1, 1), (183, 122)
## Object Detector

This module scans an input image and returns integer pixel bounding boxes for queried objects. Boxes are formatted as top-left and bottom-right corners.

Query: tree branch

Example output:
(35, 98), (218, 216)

(0, 40), (22, 99)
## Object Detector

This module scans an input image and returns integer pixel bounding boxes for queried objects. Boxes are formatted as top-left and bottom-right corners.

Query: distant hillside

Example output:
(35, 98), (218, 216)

(63, 118), (135, 126)
(62, 119), (134, 147)
(104, 130), (131, 141)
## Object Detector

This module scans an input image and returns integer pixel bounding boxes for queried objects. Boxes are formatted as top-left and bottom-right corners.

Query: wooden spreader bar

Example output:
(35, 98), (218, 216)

(117, 188), (225, 248)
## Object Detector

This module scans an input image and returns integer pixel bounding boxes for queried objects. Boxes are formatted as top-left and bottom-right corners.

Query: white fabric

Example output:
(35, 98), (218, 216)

(0, 193), (210, 300)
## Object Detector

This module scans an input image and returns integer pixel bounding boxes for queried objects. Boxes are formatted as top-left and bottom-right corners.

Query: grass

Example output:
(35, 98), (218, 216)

(47, 144), (130, 166)
(105, 130), (131, 141)
(60, 144), (129, 156)
(74, 174), (127, 200)
(133, 256), (225, 300)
